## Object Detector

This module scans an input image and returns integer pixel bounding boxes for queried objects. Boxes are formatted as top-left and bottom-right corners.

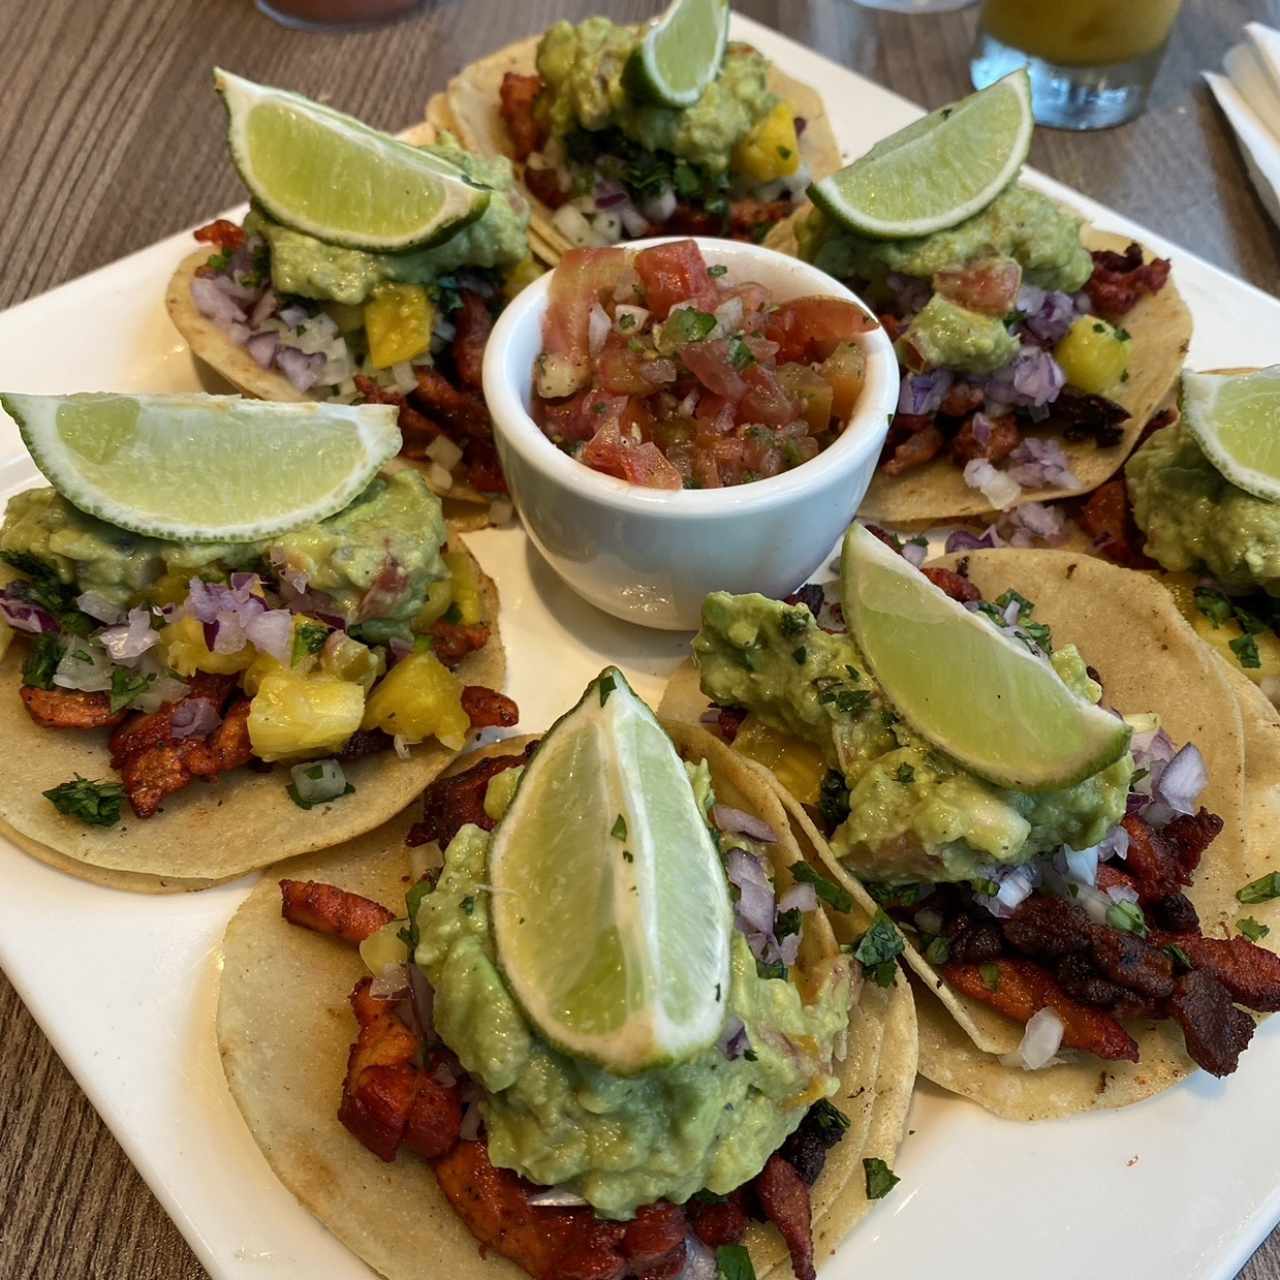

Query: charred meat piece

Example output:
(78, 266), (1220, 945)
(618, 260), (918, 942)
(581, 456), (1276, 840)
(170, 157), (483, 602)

(525, 163), (570, 211)
(463, 437), (509, 495)
(1001, 895), (1092, 959)
(921, 566), (982, 604)
(461, 685), (520, 729)
(279, 879), (394, 944)
(777, 1100), (849, 1187)
(944, 912), (1007, 964)
(452, 291), (493, 391)
(1085, 242), (1172, 319)
(1161, 808), (1224, 877)
(1053, 953), (1131, 1008)
(940, 381), (986, 419)
(499, 71), (546, 162)
(1053, 389), (1129, 448)
(408, 744), (535, 848)
(1148, 892), (1200, 934)
(20, 686), (127, 730)
(665, 203), (722, 237)
(427, 618), (491, 669)
(783, 584), (825, 616)
(621, 1202), (688, 1271)
(688, 1190), (750, 1249)
(109, 673), (236, 766)
(414, 367), (493, 440)
(339, 978), (464, 1162)
(1120, 814), (1191, 903)
(944, 958), (1139, 1061)
(1087, 924), (1175, 1000)
(1165, 969), (1255, 1077)
(730, 198), (794, 241)
(354, 375), (446, 451)
(882, 422), (944, 475)
(949, 412), (1020, 464)
(1153, 933), (1280, 1012)
(433, 1140), (629, 1280)
(753, 1154), (815, 1280)
(1136, 406), (1177, 450)
(1094, 861), (1141, 899)
(715, 704), (748, 744)
(1075, 479), (1154, 569)
(339, 728), (395, 761)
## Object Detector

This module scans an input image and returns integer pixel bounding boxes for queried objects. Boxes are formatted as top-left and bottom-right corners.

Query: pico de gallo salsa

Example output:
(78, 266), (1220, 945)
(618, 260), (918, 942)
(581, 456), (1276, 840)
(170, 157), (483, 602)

(531, 239), (877, 489)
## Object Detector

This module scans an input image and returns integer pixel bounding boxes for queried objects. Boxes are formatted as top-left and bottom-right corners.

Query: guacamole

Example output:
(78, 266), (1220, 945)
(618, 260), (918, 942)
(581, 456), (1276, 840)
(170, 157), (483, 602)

(250, 135), (530, 305)
(1127, 420), (1280, 593)
(0, 470), (446, 634)
(536, 18), (773, 175)
(410, 771), (849, 1219)
(694, 593), (1132, 883)
(798, 184), (1093, 295)
(900, 293), (1020, 376)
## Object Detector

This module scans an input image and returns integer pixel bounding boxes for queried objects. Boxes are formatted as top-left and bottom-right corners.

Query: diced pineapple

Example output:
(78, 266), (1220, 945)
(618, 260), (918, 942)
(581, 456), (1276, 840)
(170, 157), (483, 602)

(361, 650), (469, 748)
(359, 919), (410, 975)
(142, 572), (191, 608)
(324, 300), (366, 334)
(248, 670), (365, 763)
(733, 102), (800, 184)
(415, 575), (455, 631)
(161, 615), (256, 677)
(321, 631), (385, 690)
(0, 618), (12, 664)
(1054, 315), (1130, 395)
(364, 283), (434, 369)
(732, 716), (826, 806)
(443, 549), (484, 624)
(504, 255), (545, 300)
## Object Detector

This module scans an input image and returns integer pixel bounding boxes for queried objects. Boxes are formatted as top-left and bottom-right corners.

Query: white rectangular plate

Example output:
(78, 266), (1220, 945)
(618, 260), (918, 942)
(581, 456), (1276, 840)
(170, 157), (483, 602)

(1, 16), (1278, 1280)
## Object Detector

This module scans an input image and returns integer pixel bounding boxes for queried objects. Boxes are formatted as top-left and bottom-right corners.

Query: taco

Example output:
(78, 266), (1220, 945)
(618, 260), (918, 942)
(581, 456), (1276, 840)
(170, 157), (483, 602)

(167, 74), (542, 529)
(1072, 366), (1280, 705)
(218, 670), (915, 1280)
(660, 532), (1280, 1119)
(768, 85), (1190, 529)
(0, 401), (512, 889)
(443, 11), (841, 260)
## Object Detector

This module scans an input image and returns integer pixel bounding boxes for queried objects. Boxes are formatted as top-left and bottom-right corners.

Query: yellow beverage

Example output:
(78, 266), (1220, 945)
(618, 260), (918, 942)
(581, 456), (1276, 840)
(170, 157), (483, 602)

(981, 0), (1182, 67)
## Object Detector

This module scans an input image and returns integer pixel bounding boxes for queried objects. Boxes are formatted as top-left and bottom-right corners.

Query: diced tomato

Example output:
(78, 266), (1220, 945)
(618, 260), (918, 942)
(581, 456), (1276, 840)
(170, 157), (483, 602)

(582, 418), (682, 489)
(692, 447), (722, 489)
(820, 343), (867, 421)
(682, 339), (748, 401)
(695, 393), (736, 435)
(741, 428), (785, 478)
(597, 341), (677, 395)
(739, 363), (797, 426)
(775, 363), (834, 433)
(543, 248), (628, 364)
(716, 282), (771, 332)
(763, 296), (876, 363)
(633, 240), (719, 318)
(537, 388), (627, 443)
(932, 256), (1023, 316)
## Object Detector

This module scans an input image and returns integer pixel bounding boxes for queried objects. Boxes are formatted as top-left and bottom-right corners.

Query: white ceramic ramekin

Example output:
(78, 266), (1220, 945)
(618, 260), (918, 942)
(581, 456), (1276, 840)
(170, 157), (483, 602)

(482, 236), (900, 630)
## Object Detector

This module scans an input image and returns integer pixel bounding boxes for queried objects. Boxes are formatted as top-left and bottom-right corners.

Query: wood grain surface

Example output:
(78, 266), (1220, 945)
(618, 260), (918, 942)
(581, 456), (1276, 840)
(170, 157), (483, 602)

(0, 1), (1277, 1277)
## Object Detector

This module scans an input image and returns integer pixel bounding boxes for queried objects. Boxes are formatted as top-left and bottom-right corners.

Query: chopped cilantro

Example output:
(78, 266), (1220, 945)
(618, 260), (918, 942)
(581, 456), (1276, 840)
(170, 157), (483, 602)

(845, 664), (860, 682)
(1230, 633), (1261, 669)
(818, 769), (850, 831)
(618, 312), (637, 330)
(791, 861), (854, 914)
(728, 336), (756, 370)
(716, 1244), (757, 1280)
(292, 621), (330, 665)
(628, 336), (646, 353)
(622, 849), (634, 863)
(461, 895), (476, 915)
(774, 907), (802, 940)
(852, 910), (904, 987)
(895, 763), (915, 785)
(808, 1099), (850, 1139)
(979, 962), (1001, 991)
(206, 250), (230, 273)
(1093, 322), (1106, 334)
(1239, 916), (1270, 943)
(1105, 899), (1148, 937)
(777, 145), (793, 159)
(1023, 620), (1053, 651)
(970, 877), (1000, 898)
(863, 1157), (900, 1200)
(109, 667), (155, 714)
(1194, 586), (1234, 628)
(398, 878), (434, 951)
(780, 608), (809, 636)
(817, 682), (871, 716)
(708, 264), (728, 278)
(598, 673), (617, 706)
(42, 775), (123, 827)
(1114, 326), (1131, 341)
(611, 814), (627, 840)
(867, 882), (929, 909)
(756, 957), (787, 981)
(1162, 942), (1191, 972)
(1237, 872), (1280, 904)
(665, 307), (718, 346)
(924, 934), (950, 965)
(994, 588), (1036, 617)
(22, 634), (63, 690)
(790, 645), (807, 665)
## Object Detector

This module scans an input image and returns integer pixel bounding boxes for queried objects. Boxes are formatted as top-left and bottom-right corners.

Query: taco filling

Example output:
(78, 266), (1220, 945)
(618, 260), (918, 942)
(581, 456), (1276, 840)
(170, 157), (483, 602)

(687, 535), (1280, 1079)
(0, 466), (513, 826)
(499, 17), (814, 247)
(278, 672), (868, 1280)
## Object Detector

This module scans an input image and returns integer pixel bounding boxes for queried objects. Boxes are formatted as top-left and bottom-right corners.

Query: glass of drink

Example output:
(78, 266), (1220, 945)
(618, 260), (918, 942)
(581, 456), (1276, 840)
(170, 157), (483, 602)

(971, 0), (1183, 130)
(850, 0), (977, 12)
(255, 0), (424, 31)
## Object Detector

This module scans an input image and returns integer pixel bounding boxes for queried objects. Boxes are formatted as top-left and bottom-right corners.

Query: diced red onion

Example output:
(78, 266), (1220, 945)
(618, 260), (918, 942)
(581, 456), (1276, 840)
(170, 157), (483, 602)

(75, 591), (125, 625)
(777, 931), (802, 967)
(962, 459), (1021, 510)
(778, 883), (818, 914)
(432, 1060), (456, 1088)
(971, 411), (994, 449)
(245, 608), (294, 664)
(458, 1102), (482, 1141)
(1099, 825), (1130, 862)
(527, 1186), (590, 1208)
(171, 696), (221, 740)
(279, 303), (309, 329)
(898, 369), (952, 416)
(944, 526), (1001, 554)
(98, 607), (159, 663)
(1154, 743), (1207, 817)
(718, 1014), (751, 1061)
(615, 304), (650, 334)
(678, 388), (701, 417)
(1007, 437), (1080, 491)
(901, 540), (927, 568)
(595, 186), (628, 209)
(1004, 1007), (1064, 1070)
(135, 670), (190, 714)
(277, 346), (325, 393)
(1107, 883), (1140, 906)
(676, 1235), (718, 1280)
(1062, 843), (1099, 887)
(1005, 500), (1066, 546)
(724, 847), (776, 938)
(983, 346), (1067, 410)
(1002, 595), (1022, 626)
(699, 707), (722, 726)
(712, 805), (778, 844)
(211, 273), (262, 306)
(190, 276), (247, 326)
(408, 963), (437, 1045)
(246, 331), (279, 369)
(370, 962), (411, 1000)
(975, 862), (1040, 918)
(713, 296), (744, 337)
(0, 589), (59, 634)
(1016, 286), (1077, 345)
(250, 289), (279, 329)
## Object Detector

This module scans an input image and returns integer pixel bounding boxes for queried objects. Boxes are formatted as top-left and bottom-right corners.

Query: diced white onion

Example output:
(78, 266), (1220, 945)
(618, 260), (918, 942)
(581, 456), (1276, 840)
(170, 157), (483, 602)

(1063, 843), (1099, 888)
(427, 461), (454, 492)
(526, 1186), (589, 1208)
(488, 499), (514, 524)
(640, 186), (676, 225)
(963, 459), (1022, 511)
(615, 305), (650, 334)
(713, 296), (744, 338)
(289, 758), (349, 807)
(1000, 1007), (1064, 1071)
(391, 361), (418, 393)
(591, 211), (624, 243)
(392, 733), (411, 761)
(426, 435), (464, 472)
(588, 303), (611, 357)
(408, 840), (443, 881)
(552, 203), (603, 249)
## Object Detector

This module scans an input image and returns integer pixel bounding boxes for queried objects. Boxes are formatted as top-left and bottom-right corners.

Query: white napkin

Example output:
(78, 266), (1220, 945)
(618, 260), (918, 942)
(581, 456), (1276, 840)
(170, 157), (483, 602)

(1205, 22), (1280, 227)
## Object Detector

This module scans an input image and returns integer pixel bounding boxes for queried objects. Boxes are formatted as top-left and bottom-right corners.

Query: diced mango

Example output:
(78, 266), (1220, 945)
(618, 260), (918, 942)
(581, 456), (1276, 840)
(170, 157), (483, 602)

(820, 343), (867, 422)
(248, 670), (365, 762)
(732, 716), (825, 807)
(733, 102), (800, 184)
(364, 283), (434, 369)
(361, 650), (468, 748)
(160, 615), (256, 677)
(443, 549), (484, 624)
(504, 255), (545, 300)
(1054, 315), (1130, 395)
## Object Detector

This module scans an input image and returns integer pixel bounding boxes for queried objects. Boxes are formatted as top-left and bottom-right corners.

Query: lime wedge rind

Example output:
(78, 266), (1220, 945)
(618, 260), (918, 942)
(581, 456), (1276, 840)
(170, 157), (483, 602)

(841, 525), (1131, 792)
(1182, 366), (1280, 504)
(809, 69), (1033, 241)
(3, 392), (401, 544)
(215, 68), (490, 254)
(489, 669), (732, 1075)
(629, 0), (731, 109)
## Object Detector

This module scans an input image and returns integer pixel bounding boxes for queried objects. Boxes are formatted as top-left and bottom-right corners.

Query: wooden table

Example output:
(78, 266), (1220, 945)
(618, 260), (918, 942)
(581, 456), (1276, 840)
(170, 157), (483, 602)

(0, 1), (1276, 1276)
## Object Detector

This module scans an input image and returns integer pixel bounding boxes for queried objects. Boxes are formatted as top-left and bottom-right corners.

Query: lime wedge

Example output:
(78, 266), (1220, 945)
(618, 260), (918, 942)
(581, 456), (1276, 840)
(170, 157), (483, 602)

(627, 0), (730, 109)
(809, 69), (1033, 240)
(1182, 367), (1280, 503)
(841, 524), (1131, 791)
(3, 392), (401, 543)
(215, 68), (489, 253)
(488, 668), (732, 1075)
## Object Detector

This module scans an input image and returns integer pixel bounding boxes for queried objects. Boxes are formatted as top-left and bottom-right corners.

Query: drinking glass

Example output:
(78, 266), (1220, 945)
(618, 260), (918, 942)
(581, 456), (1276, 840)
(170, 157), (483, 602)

(255, 0), (424, 31)
(971, 0), (1183, 130)
(850, 0), (977, 12)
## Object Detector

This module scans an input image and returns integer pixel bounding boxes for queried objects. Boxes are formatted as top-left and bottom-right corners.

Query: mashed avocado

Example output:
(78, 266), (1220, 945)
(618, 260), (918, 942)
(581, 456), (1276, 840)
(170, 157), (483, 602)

(412, 771), (848, 1219)
(798, 184), (1093, 295)
(250, 135), (530, 305)
(1126, 420), (1280, 593)
(536, 18), (773, 175)
(694, 593), (1132, 883)
(901, 293), (1020, 376)
(0, 470), (446, 633)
